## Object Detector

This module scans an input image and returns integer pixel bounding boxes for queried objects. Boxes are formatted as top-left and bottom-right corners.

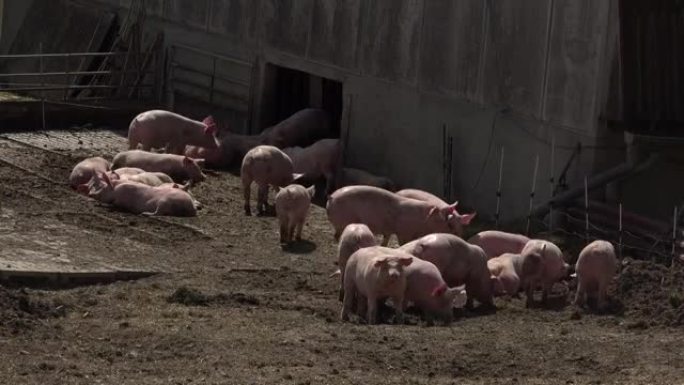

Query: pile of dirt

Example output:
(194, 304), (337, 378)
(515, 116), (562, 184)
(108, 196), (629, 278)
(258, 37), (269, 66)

(0, 286), (66, 334)
(619, 259), (684, 327)
(167, 286), (260, 307)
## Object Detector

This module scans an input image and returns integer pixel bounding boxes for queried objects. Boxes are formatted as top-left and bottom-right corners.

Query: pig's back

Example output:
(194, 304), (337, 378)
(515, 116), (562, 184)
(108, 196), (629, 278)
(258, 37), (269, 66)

(326, 186), (399, 232)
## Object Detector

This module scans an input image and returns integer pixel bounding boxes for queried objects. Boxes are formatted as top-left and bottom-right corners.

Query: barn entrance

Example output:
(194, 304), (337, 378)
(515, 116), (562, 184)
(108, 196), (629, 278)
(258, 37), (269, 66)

(258, 64), (342, 137)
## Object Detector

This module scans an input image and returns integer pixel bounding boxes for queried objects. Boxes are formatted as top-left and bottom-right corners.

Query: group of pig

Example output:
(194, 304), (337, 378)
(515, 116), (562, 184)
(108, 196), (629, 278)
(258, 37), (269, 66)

(324, 187), (618, 324)
(67, 108), (619, 326)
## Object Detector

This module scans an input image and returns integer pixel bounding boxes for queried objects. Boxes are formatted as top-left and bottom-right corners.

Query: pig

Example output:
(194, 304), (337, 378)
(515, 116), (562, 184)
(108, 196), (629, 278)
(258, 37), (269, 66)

(241, 145), (298, 216)
(326, 185), (464, 246)
(336, 167), (397, 192)
(467, 230), (531, 259)
(573, 240), (617, 311)
(341, 246), (413, 324)
(69, 157), (111, 189)
(399, 233), (494, 309)
(395, 188), (476, 236)
(487, 251), (545, 307)
(334, 223), (378, 301)
(185, 144), (228, 169)
(111, 150), (206, 184)
(108, 170), (174, 187)
(261, 108), (332, 149)
(283, 138), (339, 195)
(274, 184), (316, 244)
(520, 239), (570, 305)
(81, 172), (198, 216)
(403, 256), (468, 325)
(111, 167), (145, 177)
(127, 110), (218, 154)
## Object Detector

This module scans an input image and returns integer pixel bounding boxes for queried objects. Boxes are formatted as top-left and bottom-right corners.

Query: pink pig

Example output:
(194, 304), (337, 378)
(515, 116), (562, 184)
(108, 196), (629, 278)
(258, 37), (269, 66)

(274, 184), (316, 244)
(487, 251), (545, 307)
(403, 256), (468, 324)
(395, 188), (476, 236)
(467, 230), (531, 259)
(82, 173), (198, 216)
(69, 157), (111, 189)
(573, 240), (617, 310)
(112, 150), (206, 184)
(282, 138), (339, 195)
(520, 239), (570, 305)
(335, 223), (378, 301)
(326, 185), (466, 246)
(399, 233), (494, 309)
(241, 145), (298, 216)
(341, 246), (413, 324)
(127, 110), (218, 154)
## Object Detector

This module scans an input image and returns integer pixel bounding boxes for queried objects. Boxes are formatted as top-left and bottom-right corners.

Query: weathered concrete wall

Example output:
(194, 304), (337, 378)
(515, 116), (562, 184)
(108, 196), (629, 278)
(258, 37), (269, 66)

(0, 0), (34, 55)
(5, 0), (618, 220)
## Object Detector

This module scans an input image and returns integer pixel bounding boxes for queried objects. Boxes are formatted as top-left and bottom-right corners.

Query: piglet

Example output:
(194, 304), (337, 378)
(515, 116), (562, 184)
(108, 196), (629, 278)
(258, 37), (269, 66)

(128, 110), (218, 154)
(574, 240), (617, 311)
(241, 145), (298, 216)
(395, 188), (476, 236)
(467, 230), (531, 259)
(341, 246), (413, 324)
(520, 239), (570, 305)
(275, 184), (316, 244)
(108, 170), (174, 187)
(112, 150), (206, 184)
(399, 233), (494, 309)
(111, 167), (145, 177)
(403, 256), (467, 325)
(487, 251), (545, 307)
(69, 157), (111, 189)
(334, 223), (378, 301)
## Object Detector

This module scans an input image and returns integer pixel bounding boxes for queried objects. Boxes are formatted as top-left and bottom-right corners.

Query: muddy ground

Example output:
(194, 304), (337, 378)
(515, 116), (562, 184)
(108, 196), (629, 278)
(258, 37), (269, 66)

(0, 130), (683, 385)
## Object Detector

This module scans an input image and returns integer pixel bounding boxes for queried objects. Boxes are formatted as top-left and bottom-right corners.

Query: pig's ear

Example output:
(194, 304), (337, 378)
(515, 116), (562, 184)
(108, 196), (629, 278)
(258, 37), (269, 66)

(398, 256), (413, 266)
(427, 206), (440, 218)
(195, 159), (206, 168)
(306, 185), (316, 198)
(431, 283), (447, 297)
(373, 257), (389, 267)
(460, 212), (476, 225)
(183, 156), (192, 165)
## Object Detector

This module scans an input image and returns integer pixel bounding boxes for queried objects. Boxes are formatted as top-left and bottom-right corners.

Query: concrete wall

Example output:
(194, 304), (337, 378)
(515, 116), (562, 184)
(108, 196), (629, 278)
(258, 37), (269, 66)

(0, 0), (34, 55)
(7, 0), (620, 221)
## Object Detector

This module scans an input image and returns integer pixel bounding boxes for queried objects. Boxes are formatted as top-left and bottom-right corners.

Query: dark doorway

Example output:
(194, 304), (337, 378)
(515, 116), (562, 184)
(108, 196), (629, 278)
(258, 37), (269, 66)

(260, 64), (342, 137)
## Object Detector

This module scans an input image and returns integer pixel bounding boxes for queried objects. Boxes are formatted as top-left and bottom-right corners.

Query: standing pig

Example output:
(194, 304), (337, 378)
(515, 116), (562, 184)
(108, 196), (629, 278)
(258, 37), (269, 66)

(112, 150), (206, 184)
(341, 246), (413, 324)
(274, 184), (316, 244)
(335, 224), (378, 301)
(520, 239), (570, 305)
(487, 251), (545, 307)
(261, 108), (332, 149)
(399, 233), (494, 309)
(336, 167), (397, 192)
(326, 185), (464, 246)
(395, 188), (476, 236)
(69, 157), (111, 189)
(81, 172), (198, 216)
(467, 230), (531, 259)
(403, 256), (468, 325)
(574, 240), (617, 310)
(241, 145), (297, 216)
(127, 110), (218, 154)
(283, 138), (339, 195)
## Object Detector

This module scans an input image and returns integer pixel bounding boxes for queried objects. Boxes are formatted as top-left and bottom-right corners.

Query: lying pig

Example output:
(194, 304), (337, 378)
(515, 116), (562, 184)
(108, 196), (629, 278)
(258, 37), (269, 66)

(112, 150), (206, 184)
(109, 170), (174, 187)
(467, 230), (531, 259)
(283, 138), (339, 195)
(335, 224), (378, 301)
(69, 157), (111, 189)
(82, 172), (198, 216)
(341, 246), (413, 324)
(241, 145), (297, 216)
(261, 108), (332, 149)
(403, 256), (468, 325)
(399, 233), (494, 309)
(326, 185), (462, 246)
(520, 239), (570, 305)
(336, 167), (397, 192)
(112, 167), (145, 177)
(395, 188), (476, 236)
(487, 251), (545, 307)
(127, 110), (218, 154)
(274, 184), (316, 244)
(574, 240), (617, 310)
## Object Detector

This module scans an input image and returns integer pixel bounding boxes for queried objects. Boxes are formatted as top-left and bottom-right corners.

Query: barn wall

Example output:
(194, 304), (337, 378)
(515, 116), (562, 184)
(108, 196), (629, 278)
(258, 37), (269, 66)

(5, 0), (619, 220)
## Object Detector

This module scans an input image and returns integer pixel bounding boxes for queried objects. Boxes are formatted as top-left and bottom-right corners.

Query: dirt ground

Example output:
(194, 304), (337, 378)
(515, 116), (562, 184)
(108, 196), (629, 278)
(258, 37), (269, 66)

(1, 130), (683, 385)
